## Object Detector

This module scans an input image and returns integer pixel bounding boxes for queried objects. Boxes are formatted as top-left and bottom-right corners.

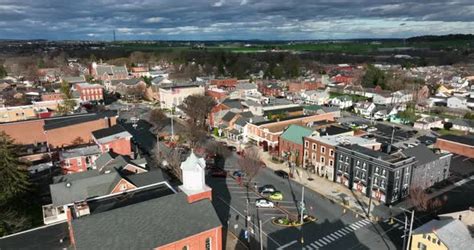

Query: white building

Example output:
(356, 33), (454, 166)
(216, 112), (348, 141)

(330, 96), (353, 109)
(159, 84), (205, 110)
(354, 101), (376, 118)
(447, 96), (468, 110)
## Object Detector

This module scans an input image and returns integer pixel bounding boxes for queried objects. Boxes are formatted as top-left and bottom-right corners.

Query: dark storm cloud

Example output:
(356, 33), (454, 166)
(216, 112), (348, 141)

(0, 0), (472, 39)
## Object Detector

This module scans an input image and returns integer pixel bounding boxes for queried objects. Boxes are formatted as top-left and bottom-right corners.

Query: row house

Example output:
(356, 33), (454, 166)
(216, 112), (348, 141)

(258, 83), (284, 97)
(303, 135), (381, 181)
(210, 78), (238, 90)
(373, 90), (413, 105)
(75, 83), (104, 102)
(59, 145), (102, 174)
(91, 125), (133, 157)
(287, 81), (324, 93)
(41, 92), (64, 102)
(279, 124), (314, 166)
(330, 96), (353, 109)
(130, 66), (150, 78)
(244, 112), (335, 153)
(104, 78), (147, 95)
(335, 144), (416, 204)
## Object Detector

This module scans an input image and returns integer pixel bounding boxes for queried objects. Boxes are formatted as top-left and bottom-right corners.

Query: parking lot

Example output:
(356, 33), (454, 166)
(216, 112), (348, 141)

(449, 154), (474, 178)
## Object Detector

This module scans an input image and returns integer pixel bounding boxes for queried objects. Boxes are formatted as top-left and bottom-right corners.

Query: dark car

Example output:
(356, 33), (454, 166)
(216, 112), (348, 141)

(211, 169), (227, 178)
(259, 184), (276, 194)
(274, 170), (289, 179)
(233, 170), (245, 177)
(227, 146), (237, 151)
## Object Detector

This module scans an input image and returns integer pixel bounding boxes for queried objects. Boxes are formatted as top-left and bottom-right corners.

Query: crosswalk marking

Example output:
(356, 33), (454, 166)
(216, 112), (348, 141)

(333, 231), (343, 237)
(305, 245), (313, 250)
(320, 238), (331, 244)
(326, 234), (336, 241)
(349, 224), (359, 230)
(353, 221), (365, 227)
(398, 225), (405, 230)
(310, 243), (319, 249)
(317, 239), (327, 246)
(314, 241), (324, 247)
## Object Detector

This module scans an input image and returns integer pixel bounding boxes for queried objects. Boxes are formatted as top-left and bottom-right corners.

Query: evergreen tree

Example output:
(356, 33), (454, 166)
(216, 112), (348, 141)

(0, 132), (29, 203)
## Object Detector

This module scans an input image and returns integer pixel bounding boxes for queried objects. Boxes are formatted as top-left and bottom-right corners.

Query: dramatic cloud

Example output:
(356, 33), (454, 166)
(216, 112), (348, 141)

(0, 0), (472, 40)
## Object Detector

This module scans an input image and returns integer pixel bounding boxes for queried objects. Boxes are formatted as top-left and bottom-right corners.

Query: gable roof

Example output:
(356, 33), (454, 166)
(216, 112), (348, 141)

(222, 99), (247, 109)
(125, 169), (167, 187)
(50, 170), (125, 206)
(110, 78), (143, 86)
(221, 111), (237, 122)
(71, 192), (222, 249)
(280, 124), (314, 145)
(413, 219), (474, 249)
(94, 151), (117, 169)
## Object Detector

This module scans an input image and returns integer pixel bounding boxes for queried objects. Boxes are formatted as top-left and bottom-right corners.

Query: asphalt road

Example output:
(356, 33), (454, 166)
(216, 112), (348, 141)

(208, 153), (405, 250)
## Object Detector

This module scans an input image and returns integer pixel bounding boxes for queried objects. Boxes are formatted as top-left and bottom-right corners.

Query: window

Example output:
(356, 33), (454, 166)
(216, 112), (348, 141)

(362, 163), (367, 170)
(375, 166), (379, 174)
(320, 156), (325, 164)
(395, 170), (400, 178)
(312, 143), (316, 150)
(345, 156), (349, 163)
(329, 160), (333, 167)
(427, 235), (431, 241)
(431, 238), (436, 244)
(206, 237), (212, 250)
(321, 146), (326, 153)
(380, 180), (386, 188)
(77, 159), (82, 166)
(305, 141), (309, 148)
(329, 149), (334, 157)
(182, 246), (189, 250)
(312, 153), (316, 160)
(340, 155), (344, 160)
(356, 160), (360, 166)
(304, 150), (308, 158)
(417, 242), (427, 250)
(382, 169), (386, 176)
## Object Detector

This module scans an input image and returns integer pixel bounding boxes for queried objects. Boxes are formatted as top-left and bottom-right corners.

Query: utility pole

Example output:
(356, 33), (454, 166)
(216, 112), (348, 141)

(407, 209), (415, 250)
(300, 186), (305, 244)
(259, 219), (263, 250)
(367, 165), (375, 219)
(170, 106), (174, 141)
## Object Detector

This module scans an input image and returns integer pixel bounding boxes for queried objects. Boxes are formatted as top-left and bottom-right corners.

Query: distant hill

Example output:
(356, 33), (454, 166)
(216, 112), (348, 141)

(407, 34), (474, 42)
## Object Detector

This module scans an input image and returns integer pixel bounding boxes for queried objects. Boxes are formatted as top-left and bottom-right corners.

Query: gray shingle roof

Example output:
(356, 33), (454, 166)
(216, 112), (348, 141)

(125, 169), (167, 187)
(60, 145), (101, 159)
(221, 111), (237, 122)
(50, 170), (123, 206)
(72, 192), (222, 250)
(413, 219), (474, 249)
(110, 78), (143, 86)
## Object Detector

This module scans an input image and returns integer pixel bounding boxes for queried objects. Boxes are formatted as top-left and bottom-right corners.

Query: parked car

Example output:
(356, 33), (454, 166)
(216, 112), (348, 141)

(367, 127), (377, 133)
(259, 185), (276, 194)
(255, 199), (275, 208)
(269, 191), (283, 201)
(211, 169), (227, 178)
(233, 170), (245, 177)
(227, 146), (237, 151)
(274, 170), (289, 179)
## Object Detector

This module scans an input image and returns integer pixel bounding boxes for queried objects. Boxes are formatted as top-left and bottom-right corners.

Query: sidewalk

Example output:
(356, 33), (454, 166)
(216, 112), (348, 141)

(213, 136), (387, 220)
(259, 150), (385, 220)
(225, 230), (248, 250)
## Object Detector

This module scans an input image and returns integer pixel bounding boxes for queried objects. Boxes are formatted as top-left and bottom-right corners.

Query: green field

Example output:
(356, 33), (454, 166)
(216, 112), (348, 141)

(114, 38), (473, 54)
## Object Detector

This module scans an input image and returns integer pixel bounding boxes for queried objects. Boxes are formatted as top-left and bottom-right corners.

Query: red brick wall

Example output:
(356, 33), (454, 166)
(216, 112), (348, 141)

(303, 137), (335, 167)
(279, 138), (304, 165)
(436, 139), (474, 158)
(99, 138), (132, 156)
(47, 118), (114, 148)
(0, 119), (46, 144)
(157, 226), (222, 250)
(211, 79), (237, 89)
(186, 190), (212, 204)
(61, 157), (87, 174)
(110, 179), (137, 193)
(288, 82), (323, 93)
(41, 93), (64, 101)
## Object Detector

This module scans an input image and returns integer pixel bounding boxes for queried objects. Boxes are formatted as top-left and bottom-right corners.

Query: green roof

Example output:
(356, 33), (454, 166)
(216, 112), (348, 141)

(303, 105), (323, 111)
(280, 124), (314, 145)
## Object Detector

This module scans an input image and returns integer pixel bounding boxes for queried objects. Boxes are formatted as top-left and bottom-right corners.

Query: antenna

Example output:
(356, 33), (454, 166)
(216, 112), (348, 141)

(113, 30), (116, 42)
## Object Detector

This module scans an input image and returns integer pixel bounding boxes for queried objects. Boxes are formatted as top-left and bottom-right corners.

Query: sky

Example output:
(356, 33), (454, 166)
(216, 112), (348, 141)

(0, 0), (473, 40)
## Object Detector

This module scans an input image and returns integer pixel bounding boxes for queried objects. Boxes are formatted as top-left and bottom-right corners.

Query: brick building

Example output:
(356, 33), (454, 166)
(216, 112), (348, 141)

(258, 83), (284, 97)
(279, 124), (314, 166)
(287, 81), (324, 93)
(245, 112), (335, 153)
(303, 135), (381, 181)
(91, 63), (129, 81)
(435, 135), (474, 158)
(91, 125), (133, 156)
(75, 83), (104, 102)
(0, 112), (117, 148)
(41, 92), (64, 102)
(206, 88), (228, 101)
(59, 145), (101, 174)
(210, 78), (238, 90)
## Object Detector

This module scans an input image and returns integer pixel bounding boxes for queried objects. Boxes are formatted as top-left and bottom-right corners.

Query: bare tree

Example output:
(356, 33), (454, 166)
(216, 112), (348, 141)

(151, 143), (182, 181)
(183, 122), (207, 148)
(408, 185), (445, 212)
(149, 108), (168, 135)
(179, 95), (216, 130)
(240, 146), (262, 186)
(204, 141), (231, 159)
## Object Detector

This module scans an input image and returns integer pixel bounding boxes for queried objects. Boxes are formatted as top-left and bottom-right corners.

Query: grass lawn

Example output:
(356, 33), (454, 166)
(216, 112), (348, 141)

(437, 129), (466, 136)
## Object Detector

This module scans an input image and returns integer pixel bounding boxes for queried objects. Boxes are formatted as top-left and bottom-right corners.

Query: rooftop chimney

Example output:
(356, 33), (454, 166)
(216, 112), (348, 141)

(179, 151), (212, 204)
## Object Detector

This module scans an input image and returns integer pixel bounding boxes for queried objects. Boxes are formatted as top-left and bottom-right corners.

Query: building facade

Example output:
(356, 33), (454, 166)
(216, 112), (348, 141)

(335, 144), (416, 204)
(75, 83), (104, 102)
(159, 85), (205, 110)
